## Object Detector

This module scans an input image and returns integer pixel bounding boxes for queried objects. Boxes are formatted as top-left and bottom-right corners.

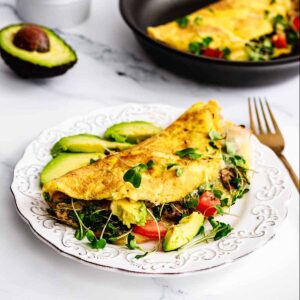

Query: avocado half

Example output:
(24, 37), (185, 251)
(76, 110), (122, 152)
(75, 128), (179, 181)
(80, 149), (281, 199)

(0, 24), (77, 78)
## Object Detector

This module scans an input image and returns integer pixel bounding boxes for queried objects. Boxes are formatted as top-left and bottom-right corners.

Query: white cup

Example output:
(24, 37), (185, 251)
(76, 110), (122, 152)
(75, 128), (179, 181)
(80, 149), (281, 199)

(16, 0), (91, 28)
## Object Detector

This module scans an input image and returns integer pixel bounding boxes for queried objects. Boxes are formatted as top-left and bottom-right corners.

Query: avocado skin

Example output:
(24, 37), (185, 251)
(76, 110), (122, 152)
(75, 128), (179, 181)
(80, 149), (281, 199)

(0, 24), (77, 78)
(0, 47), (77, 78)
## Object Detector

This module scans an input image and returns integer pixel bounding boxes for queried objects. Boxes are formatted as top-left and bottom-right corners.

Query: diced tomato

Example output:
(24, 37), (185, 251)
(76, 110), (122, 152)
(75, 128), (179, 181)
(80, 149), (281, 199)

(292, 16), (300, 31)
(203, 48), (224, 58)
(196, 191), (221, 217)
(272, 33), (287, 48)
(133, 220), (167, 238)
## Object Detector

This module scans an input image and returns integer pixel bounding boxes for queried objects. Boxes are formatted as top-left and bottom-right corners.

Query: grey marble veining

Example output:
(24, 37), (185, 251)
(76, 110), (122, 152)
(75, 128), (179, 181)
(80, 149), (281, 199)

(0, 1), (299, 300)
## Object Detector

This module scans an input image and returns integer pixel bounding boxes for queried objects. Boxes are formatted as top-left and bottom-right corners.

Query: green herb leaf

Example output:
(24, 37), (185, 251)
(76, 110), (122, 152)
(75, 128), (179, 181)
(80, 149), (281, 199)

(123, 169), (142, 188)
(198, 225), (205, 235)
(202, 36), (213, 47)
(212, 189), (223, 199)
(43, 192), (51, 202)
(215, 205), (224, 215)
(176, 167), (184, 177)
(75, 228), (86, 240)
(189, 42), (203, 55)
(86, 230), (95, 242)
(123, 163), (149, 188)
(209, 141), (218, 149)
(126, 233), (138, 250)
(166, 163), (179, 170)
(194, 16), (203, 24)
(272, 14), (289, 30)
(176, 148), (202, 160)
(176, 16), (189, 28)
(208, 217), (233, 241)
(135, 252), (148, 259)
(181, 193), (199, 209)
(91, 238), (107, 249)
(147, 160), (155, 169)
(90, 158), (97, 164)
(222, 47), (231, 58)
(220, 198), (229, 207)
(226, 142), (236, 155)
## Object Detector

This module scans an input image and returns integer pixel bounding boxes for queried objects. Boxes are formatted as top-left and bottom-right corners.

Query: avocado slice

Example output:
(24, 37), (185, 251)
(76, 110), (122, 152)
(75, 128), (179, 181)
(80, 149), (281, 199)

(162, 212), (204, 252)
(40, 152), (105, 185)
(51, 134), (133, 157)
(104, 121), (162, 144)
(0, 24), (77, 78)
(110, 199), (147, 228)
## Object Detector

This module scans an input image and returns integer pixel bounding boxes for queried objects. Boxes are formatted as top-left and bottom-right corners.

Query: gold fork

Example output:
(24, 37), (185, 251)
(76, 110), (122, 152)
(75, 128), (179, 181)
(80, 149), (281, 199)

(248, 97), (299, 192)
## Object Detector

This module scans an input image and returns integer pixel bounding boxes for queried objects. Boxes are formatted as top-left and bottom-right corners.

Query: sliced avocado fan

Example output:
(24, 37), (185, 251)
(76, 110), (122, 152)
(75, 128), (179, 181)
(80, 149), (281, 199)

(51, 134), (133, 157)
(104, 121), (162, 144)
(40, 152), (105, 185)
(163, 212), (204, 251)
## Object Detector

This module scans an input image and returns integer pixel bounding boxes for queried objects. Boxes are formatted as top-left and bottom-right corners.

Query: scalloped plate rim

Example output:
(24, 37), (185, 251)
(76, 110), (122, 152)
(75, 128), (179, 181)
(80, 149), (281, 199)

(10, 103), (291, 277)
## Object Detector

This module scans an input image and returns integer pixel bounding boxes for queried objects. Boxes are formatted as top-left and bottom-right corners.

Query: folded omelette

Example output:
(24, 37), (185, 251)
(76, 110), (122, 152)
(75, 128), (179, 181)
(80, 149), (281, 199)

(43, 101), (250, 229)
(41, 101), (253, 251)
(147, 0), (299, 61)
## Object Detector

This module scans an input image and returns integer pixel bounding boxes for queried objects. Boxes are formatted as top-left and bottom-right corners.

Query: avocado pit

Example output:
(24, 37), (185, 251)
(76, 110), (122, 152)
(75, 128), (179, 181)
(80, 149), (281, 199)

(13, 24), (50, 52)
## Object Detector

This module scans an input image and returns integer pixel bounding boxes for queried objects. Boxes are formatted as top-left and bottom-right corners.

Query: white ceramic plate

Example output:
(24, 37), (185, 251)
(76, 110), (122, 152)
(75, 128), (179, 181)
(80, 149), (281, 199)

(11, 103), (291, 277)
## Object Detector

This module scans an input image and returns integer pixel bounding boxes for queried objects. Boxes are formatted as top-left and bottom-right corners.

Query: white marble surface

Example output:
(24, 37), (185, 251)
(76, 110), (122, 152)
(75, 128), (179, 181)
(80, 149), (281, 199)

(0, 1), (299, 299)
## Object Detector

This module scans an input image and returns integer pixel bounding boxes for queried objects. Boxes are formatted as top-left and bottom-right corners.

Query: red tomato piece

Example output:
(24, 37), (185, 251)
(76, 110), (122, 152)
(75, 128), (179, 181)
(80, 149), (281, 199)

(133, 220), (167, 238)
(196, 191), (221, 217)
(272, 33), (287, 48)
(203, 48), (224, 58)
(292, 16), (300, 31)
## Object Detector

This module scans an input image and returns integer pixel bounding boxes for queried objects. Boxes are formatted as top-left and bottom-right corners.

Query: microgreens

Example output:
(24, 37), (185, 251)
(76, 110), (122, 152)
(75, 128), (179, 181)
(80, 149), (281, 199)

(166, 163), (183, 177)
(202, 36), (213, 47)
(225, 142), (235, 155)
(208, 130), (223, 141)
(176, 148), (202, 160)
(89, 158), (98, 164)
(43, 192), (51, 202)
(123, 162), (151, 188)
(126, 233), (138, 250)
(194, 16), (203, 24)
(176, 16), (189, 28)
(212, 189), (223, 199)
(180, 217), (233, 250)
(71, 199), (108, 250)
(222, 47), (231, 58)
(220, 198), (229, 207)
(209, 141), (219, 149)
(181, 193), (199, 209)
(147, 160), (155, 169)
(208, 217), (233, 240)
(214, 205), (224, 215)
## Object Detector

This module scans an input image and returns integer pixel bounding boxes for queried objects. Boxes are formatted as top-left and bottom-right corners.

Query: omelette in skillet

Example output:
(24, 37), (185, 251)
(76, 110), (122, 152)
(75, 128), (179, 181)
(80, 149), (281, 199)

(147, 0), (300, 61)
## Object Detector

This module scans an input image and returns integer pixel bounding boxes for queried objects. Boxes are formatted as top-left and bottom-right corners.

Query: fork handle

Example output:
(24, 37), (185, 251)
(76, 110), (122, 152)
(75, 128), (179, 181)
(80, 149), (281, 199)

(278, 153), (300, 193)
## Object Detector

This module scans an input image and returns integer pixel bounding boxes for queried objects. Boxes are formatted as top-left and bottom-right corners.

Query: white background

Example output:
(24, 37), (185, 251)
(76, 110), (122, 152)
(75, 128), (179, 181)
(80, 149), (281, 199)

(0, 1), (299, 299)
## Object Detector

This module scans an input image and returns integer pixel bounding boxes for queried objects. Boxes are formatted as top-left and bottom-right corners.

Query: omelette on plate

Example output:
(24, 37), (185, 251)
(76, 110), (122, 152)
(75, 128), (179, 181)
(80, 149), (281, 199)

(42, 101), (251, 253)
(147, 0), (300, 61)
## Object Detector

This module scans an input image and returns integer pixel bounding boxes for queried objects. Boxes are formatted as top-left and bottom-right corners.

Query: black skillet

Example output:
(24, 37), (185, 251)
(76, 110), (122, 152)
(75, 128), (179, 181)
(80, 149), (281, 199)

(119, 0), (300, 86)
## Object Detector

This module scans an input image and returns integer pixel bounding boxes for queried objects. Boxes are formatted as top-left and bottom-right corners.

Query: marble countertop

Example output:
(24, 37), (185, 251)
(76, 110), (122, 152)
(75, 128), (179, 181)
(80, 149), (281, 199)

(0, 1), (299, 299)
